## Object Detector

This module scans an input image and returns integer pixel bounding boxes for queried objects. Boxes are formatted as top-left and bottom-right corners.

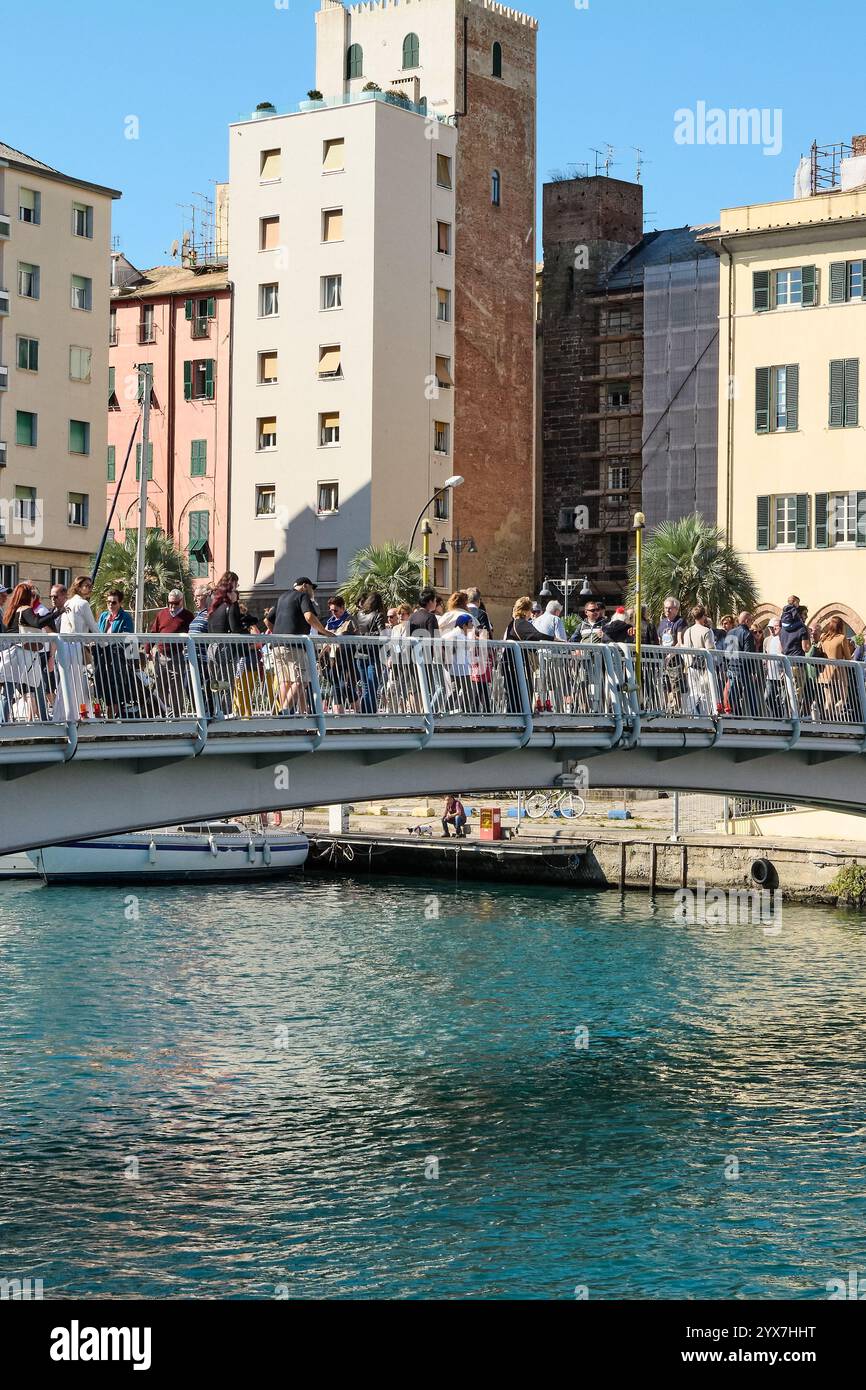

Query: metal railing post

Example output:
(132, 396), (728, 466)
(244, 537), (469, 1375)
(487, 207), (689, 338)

(411, 636), (435, 746)
(507, 642), (534, 748)
(52, 635), (79, 761)
(302, 637), (326, 748)
(185, 636), (209, 755)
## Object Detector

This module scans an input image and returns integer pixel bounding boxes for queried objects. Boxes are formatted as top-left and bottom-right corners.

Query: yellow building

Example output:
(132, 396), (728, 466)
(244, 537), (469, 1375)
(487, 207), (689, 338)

(705, 153), (866, 635)
(0, 141), (120, 594)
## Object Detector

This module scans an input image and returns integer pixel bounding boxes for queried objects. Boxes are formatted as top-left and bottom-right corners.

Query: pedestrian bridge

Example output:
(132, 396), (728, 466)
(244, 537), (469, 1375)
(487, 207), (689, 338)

(1, 632), (865, 853)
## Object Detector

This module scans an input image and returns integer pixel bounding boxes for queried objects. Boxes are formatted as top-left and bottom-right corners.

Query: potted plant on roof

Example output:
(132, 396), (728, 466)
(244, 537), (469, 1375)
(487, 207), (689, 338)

(253, 101), (277, 120)
(386, 88), (411, 107)
(300, 88), (325, 110)
(362, 81), (381, 92)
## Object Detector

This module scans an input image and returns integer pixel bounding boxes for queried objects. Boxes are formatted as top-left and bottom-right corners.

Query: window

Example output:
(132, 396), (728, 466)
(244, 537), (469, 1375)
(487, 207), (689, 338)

(18, 261), (39, 298)
(260, 148), (281, 181)
(607, 382), (630, 409)
(322, 208), (343, 242)
(605, 309), (631, 334)
(19, 188), (40, 224)
(323, 139), (345, 173)
(190, 439), (207, 477)
(437, 287), (451, 322)
(319, 412), (340, 446)
(259, 282), (279, 317)
(254, 551), (275, 587)
(816, 491), (866, 548)
(321, 274), (342, 310)
(433, 555), (449, 589)
(402, 32), (420, 68)
(183, 359), (215, 401)
(255, 484), (276, 516)
(492, 41), (502, 78)
(437, 154), (452, 189)
(437, 221), (451, 254)
(16, 336), (38, 371)
(435, 355), (453, 389)
(608, 463), (630, 491)
(188, 512), (210, 578)
(317, 481), (339, 514)
(50, 567), (71, 590)
(68, 492), (89, 528)
(135, 443), (154, 480)
(108, 365), (119, 410)
(257, 417), (277, 450)
(434, 420), (450, 454)
(107, 445), (116, 482)
(185, 296), (215, 337)
(258, 351), (278, 384)
(317, 548), (338, 584)
(71, 274), (92, 310)
(346, 43), (363, 79)
(260, 216), (280, 251)
(829, 259), (865, 303)
(829, 358), (859, 428)
(139, 304), (155, 343)
(15, 486), (37, 523)
(137, 362), (155, 404)
(609, 534), (629, 568)
(433, 490), (450, 520)
(16, 410), (37, 446)
(318, 344), (342, 379)
(72, 201), (94, 238)
(755, 364), (799, 433)
(753, 265), (817, 311)
(0, 564), (19, 589)
(69, 346), (92, 382)
(757, 494), (810, 550)
(491, 169), (501, 206)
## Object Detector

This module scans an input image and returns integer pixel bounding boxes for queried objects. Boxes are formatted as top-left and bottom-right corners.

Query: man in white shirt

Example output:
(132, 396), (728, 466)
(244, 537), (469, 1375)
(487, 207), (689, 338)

(533, 600), (567, 642)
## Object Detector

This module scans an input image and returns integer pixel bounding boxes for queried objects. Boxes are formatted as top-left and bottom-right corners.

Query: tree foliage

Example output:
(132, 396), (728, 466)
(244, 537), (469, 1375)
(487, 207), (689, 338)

(629, 514), (759, 621)
(92, 530), (194, 618)
(339, 542), (423, 610)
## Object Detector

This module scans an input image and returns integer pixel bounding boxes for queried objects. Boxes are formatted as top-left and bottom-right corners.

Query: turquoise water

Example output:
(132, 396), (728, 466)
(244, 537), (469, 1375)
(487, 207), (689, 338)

(0, 875), (864, 1300)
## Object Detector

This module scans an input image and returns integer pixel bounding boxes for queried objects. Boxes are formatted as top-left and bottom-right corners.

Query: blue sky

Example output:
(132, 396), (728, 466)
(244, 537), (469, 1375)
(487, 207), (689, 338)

(2, 0), (862, 265)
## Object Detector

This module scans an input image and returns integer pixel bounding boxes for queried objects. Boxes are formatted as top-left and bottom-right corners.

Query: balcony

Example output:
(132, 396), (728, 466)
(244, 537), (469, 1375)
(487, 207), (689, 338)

(240, 89), (450, 125)
(0, 440), (6, 468)
(0, 288), (9, 315)
(191, 316), (210, 340)
(0, 213), (10, 239)
(109, 328), (119, 346)
(0, 364), (7, 391)
(138, 322), (156, 344)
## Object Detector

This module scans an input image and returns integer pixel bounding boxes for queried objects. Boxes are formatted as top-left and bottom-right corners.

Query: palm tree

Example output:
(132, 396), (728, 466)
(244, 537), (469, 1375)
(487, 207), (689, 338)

(340, 541), (423, 610)
(630, 514), (759, 621)
(92, 530), (194, 617)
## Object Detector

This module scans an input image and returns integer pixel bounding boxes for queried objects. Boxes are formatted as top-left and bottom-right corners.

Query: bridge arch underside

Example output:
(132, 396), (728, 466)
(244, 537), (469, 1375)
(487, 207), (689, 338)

(3, 741), (865, 855)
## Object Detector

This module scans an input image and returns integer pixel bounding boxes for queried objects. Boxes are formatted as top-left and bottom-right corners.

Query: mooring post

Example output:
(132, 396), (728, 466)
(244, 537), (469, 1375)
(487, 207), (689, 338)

(619, 841), (627, 894)
(680, 844), (688, 889)
(650, 842), (658, 898)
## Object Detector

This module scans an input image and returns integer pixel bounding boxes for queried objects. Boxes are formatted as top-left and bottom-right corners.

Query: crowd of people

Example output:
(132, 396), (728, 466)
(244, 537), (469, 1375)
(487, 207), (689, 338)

(0, 571), (862, 726)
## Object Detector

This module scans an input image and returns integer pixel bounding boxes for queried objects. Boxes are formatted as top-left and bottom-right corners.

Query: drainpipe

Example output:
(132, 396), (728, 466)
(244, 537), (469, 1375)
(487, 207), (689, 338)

(167, 293), (176, 543)
(720, 238), (735, 541)
(226, 281), (234, 579)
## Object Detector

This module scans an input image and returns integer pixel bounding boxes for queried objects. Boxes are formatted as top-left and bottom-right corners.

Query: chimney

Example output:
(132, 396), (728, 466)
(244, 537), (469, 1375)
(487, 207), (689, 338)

(852, 134), (866, 156)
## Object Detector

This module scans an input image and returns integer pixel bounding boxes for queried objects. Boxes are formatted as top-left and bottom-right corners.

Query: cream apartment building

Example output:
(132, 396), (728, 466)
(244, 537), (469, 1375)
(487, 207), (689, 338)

(0, 141), (120, 593)
(706, 167), (866, 635)
(229, 0), (537, 618)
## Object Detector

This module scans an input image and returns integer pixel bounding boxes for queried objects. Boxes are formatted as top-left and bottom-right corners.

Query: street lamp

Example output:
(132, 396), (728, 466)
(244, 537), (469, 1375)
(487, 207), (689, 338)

(438, 530), (477, 590)
(633, 510), (646, 695)
(411, 472), (467, 558)
(539, 564), (593, 622)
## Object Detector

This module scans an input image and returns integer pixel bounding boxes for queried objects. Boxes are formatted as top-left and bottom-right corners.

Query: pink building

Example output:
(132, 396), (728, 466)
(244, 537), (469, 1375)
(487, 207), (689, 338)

(107, 262), (232, 584)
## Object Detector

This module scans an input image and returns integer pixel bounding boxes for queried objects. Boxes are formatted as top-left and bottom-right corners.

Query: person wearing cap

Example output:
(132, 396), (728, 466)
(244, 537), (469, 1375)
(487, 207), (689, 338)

(149, 588), (193, 716)
(272, 578), (328, 715)
(442, 611), (479, 712)
(604, 606), (632, 645)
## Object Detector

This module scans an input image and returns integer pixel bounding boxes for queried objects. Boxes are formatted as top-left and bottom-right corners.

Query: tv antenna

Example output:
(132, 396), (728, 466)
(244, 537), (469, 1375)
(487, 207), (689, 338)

(632, 146), (649, 183)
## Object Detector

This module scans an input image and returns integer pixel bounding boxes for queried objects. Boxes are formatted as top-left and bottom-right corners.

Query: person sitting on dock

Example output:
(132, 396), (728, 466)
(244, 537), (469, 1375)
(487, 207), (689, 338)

(442, 794), (467, 838)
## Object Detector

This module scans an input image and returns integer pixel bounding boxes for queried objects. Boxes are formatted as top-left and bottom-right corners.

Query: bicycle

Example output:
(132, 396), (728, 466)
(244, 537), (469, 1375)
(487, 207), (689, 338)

(523, 789), (587, 821)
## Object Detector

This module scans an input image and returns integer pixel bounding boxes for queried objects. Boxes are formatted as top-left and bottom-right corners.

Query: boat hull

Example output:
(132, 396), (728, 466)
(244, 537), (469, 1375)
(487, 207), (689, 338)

(31, 831), (309, 883)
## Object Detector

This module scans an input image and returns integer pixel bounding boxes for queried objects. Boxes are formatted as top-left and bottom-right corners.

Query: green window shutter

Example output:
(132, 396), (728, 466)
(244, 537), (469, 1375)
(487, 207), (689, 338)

(108, 365), (115, 398)
(753, 270), (770, 312)
(829, 261), (847, 303)
(844, 358), (859, 426)
(814, 492), (829, 548)
(756, 495), (770, 550)
(184, 298), (193, 320)
(135, 443), (153, 480)
(17, 338), (27, 369)
(183, 360), (192, 400)
(69, 419), (85, 453)
(188, 510), (210, 577)
(755, 367), (770, 432)
(190, 439), (207, 476)
(206, 296), (215, 319)
(785, 363), (799, 431)
(204, 359), (215, 399)
(107, 445), (116, 483)
(801, 264), (818, 306)
(795, 494), (810, 549)
(135, 443), (140, 480)
(857, 492), (866, 549)
(829, 359), (845, 426)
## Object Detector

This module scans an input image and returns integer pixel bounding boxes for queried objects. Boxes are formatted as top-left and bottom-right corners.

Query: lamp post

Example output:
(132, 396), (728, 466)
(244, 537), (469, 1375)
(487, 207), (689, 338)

(539, 563), (593, 624)
(633, 510), (646, 695)
(408, 475), (465, 571)
(437, 529), (477, 590)
(420, 519), (433, 589)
